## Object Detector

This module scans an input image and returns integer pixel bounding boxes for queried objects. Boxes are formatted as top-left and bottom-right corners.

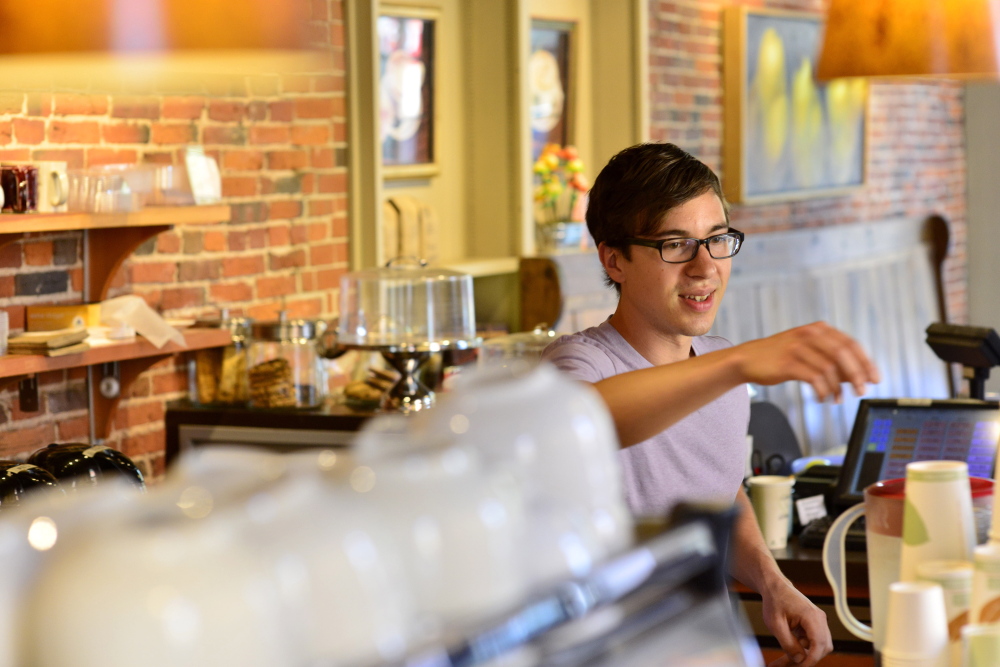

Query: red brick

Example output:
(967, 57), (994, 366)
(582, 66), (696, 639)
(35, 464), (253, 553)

(248, 101), (269, 121)
(311, 0), (329, 20)
(315, 75), (341, 94)
(0, 424), (56, 457)
(210, 281), (253, 302)
(222, 149), (264, 170)
(0, 93), (24, 115)
(0, 121), (12, 145)
(115, 401), (165, 429)
(203, 231), (226, 252)
(208, 101), (247, 122)
(299, 172), (315, 194)
(291, 124), (330, 145)
(126, 376), (151, 399)
(26, 93), (52, 117)
(285, 298), (323, 318)
(311, 148), (337, 169)
(23, 241), (53, 266)
(102, 122), (150, 144)
(87, 149), (138, 165)
(48, 120), (100, 144)
(228, 230), (248, 251)
(290, 225), (309, 244)
(332, 121), (346, 142)
(32, 148), (84, 167)
(316, 268), (341, 290)
(257, 274), (296, 298)
(282, 75), (312, 93)
(56, 415), (91, 442)
(160, 286), (204, 311)
(222, 255), (265, 277)
(269, 200), (302, 219)
(178, 259), (221, 281)
(151, 123), (197, 144)
(250, 125), (291, 144)
(157, 232), (181, 254)
(247, 228), (268, 249)
(119, 429), (165, 456)
(248, 302), (282, 321)
(269, 101), (294, 122)
(295, 98), (335, 119)
(222, 176), (258, 197)
(318, 172), (347, 193)
(310, 242), (335, 265)
(332, 217), (349, 238)
(267, 150), (308, 170)
(162, 97), (205, 119)
(301, 271), (315, 292)
(268, 224), (291, 246)
(333, 244), (348, 263)
(13, 118), (44, 144)
(53, 94), (109, 116)
(307, 222), (328, 241)
(130, 261), (176, 283)
(112, 97), (160, 119)
(310, 199), (334, 216)
(153, 370), (188, 395)
(0, 149), (30, 161)
(203, 126), (246, 145)
(269, 249), (307, 270)
(0, 276), (14, 298)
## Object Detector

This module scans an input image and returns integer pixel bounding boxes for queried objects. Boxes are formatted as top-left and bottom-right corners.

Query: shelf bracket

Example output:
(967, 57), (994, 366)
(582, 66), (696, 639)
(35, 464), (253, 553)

(89, 354), (171, 441)
(85, 225), (169, 302)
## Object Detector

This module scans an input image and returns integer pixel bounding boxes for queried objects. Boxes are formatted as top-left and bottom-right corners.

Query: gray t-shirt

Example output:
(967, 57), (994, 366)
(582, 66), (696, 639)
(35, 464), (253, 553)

(541, 320), (751, 517)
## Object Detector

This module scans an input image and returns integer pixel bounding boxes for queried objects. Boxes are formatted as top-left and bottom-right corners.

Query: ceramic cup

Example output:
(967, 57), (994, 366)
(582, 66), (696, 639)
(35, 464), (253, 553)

(33, 161), (68, 213)
(747, 475), (795, 550)
(901, 461), (976, 582)
(970, 542), (1000, 624)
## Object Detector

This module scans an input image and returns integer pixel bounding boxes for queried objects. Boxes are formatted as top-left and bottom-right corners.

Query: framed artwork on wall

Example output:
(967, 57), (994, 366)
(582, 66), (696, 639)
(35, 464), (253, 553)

(529, 19), (574, 161)
(723, 7), (868, 203)
(378, 8), (437, 178)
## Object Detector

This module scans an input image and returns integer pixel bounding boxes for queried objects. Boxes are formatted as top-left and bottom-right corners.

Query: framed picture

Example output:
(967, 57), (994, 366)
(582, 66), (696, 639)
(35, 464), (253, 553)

(723, 7), (867, 203)
(529, 20), (574, 161)
(378, 8), (437, 178)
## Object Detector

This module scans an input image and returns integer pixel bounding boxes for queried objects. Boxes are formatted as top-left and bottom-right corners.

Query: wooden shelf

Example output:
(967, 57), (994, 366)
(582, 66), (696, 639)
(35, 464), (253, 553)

(441, 257), (520, 278)
(0, 205), (230, 236)
(0, 205), (231, 302)
(0, 328), (231, 380)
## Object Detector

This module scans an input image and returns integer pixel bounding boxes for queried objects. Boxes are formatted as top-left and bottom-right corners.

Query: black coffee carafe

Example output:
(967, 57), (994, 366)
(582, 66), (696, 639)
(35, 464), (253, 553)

(0, 461), (61, 510)
(29, 443), (145, 492)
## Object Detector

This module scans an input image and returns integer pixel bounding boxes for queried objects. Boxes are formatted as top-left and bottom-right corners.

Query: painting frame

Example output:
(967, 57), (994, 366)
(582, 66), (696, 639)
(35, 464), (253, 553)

(378, 5), (439, 179)
(529, 18), (575, 162)
(722, 6), (868, 204)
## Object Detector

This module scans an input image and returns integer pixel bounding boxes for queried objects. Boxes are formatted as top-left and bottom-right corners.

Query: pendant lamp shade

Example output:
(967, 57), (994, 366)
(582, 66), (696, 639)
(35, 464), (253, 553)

(816, 0), (1000, 80)
(0, 0), (323, 92)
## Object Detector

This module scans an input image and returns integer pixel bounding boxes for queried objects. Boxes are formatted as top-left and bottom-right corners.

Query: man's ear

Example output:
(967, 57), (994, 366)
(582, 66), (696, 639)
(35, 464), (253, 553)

(599, 242), (626, 284)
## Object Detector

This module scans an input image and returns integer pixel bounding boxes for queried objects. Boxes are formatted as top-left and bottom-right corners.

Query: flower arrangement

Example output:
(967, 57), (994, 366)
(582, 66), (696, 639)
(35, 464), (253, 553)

(533, 144), (589, 224)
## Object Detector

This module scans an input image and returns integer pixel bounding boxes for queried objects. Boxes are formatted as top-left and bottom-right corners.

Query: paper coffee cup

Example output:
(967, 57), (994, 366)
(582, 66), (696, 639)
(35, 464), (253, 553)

(962, 624), (1000, 667)
(747, 475), (794, 550)
(971, 542), (1000, 625)
(917, 559), (973, 667)
(900, 461), (976, 581)
(882, 580), (949, 665)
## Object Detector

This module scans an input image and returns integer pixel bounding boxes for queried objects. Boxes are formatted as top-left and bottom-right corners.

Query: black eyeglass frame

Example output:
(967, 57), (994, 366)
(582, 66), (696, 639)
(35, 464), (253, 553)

(619, 228), (745, 264)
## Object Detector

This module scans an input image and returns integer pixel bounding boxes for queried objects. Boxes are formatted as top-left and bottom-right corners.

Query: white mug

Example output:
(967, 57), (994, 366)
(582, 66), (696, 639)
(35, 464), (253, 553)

(33, 161), (68, 213)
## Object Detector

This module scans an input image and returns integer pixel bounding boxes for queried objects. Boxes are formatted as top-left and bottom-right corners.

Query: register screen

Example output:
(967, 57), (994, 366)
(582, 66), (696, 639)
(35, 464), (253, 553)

(846, 405), (1000, 494)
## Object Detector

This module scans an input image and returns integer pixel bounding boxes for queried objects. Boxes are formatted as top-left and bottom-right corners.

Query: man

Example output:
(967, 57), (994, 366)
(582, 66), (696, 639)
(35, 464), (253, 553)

(542, 143), (880, 667)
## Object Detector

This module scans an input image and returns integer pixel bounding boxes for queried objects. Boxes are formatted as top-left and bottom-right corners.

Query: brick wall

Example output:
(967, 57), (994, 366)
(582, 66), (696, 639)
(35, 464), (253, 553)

(648, 0), (968, 324)
(0, 1), (347, 477)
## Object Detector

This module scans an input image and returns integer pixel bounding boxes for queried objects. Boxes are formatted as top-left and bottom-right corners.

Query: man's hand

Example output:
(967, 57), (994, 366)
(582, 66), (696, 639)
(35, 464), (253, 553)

(733, 322), (881, 403)
(760, 580), (833, 667)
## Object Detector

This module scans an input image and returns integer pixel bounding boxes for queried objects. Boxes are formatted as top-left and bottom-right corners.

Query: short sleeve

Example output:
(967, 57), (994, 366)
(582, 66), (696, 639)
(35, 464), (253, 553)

(541, 336), (617, 383)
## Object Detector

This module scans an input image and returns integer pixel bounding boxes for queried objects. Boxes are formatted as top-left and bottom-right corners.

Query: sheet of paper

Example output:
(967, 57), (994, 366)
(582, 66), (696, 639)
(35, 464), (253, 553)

(795, 494), (828, 525)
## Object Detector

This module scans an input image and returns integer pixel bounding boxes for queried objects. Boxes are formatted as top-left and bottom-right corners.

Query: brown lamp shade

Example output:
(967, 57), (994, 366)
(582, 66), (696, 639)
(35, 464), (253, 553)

(816, 0), (1000, 79)
(0, 0), (322, 92)
(0, 0), (309, 53)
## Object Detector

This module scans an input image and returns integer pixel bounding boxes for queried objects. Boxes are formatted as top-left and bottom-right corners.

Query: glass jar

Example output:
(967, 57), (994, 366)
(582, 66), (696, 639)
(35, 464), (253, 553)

(189, 315), (251, 406)
(248, 314), (328, 409)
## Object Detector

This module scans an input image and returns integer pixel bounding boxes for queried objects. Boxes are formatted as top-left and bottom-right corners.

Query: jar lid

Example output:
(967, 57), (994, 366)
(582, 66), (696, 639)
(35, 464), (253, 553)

(251, 313), (325, 342)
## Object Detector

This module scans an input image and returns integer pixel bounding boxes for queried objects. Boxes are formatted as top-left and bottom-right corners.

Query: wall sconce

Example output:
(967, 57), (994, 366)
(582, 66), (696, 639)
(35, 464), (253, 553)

(0, 0), (324, 92)
(817, 0), (1000, 80)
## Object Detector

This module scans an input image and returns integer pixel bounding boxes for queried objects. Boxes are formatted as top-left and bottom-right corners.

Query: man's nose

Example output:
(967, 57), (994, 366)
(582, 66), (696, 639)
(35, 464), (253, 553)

(685, 242), (718, 274)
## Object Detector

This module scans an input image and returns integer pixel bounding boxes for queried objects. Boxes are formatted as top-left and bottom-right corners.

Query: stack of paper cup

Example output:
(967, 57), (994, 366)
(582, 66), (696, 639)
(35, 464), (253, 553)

(970, 542), (1000, 624)
(900, 461), (976, 581)
(962, 624), (1000, 667)
(916, 560), (973, 667)
(882, 581), (949, 667)
(747, 475), (795, 550)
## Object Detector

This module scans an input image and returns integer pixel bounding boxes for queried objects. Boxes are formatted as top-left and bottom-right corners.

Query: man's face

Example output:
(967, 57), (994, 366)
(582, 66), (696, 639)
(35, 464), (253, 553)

(615, 191), (732, 339)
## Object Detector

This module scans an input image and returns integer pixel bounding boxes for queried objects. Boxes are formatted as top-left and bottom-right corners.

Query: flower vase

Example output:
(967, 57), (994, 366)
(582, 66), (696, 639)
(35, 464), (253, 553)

(536, 221), (590, 255)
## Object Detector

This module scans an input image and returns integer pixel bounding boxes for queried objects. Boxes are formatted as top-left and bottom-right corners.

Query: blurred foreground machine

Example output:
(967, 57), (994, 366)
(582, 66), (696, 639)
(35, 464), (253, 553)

(394, 506), (763, 667)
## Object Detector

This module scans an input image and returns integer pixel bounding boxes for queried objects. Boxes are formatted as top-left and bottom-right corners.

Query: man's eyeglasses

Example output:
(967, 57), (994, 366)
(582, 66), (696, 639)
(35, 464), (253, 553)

(620, 229), (744, 263)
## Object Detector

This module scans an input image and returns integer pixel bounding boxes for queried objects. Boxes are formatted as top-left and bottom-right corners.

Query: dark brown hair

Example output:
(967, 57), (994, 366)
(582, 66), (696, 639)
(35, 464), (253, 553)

(586, 142), (729, 292)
